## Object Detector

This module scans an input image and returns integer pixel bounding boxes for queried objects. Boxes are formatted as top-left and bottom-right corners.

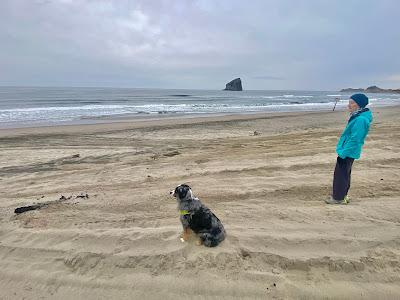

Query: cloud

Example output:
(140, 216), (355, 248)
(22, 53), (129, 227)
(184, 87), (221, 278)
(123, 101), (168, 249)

(377, 74), (400, 88)
(384, 74), (400, 82)
(0, 0), (399, 89)
(251, 76), (285, 81)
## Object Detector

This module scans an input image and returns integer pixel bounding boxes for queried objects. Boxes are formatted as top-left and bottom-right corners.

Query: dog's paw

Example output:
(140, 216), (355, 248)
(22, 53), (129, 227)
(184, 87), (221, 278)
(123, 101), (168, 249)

(180, 237), (185, 243)
(196, 239), (203, 246)
(180, 231), (191, 241)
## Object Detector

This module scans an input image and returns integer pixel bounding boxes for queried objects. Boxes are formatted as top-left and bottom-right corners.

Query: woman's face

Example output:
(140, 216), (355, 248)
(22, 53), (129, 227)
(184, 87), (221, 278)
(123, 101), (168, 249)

(348, 99), (360, 113)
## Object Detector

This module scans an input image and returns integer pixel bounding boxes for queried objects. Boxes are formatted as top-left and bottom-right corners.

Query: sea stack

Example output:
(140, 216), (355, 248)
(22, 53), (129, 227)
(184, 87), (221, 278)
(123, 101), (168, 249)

(224, 78), (243, 91)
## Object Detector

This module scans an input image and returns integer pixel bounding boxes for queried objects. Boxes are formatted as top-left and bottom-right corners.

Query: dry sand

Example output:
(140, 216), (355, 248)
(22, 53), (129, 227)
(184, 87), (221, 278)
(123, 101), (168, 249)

(0, 107), (399, 299)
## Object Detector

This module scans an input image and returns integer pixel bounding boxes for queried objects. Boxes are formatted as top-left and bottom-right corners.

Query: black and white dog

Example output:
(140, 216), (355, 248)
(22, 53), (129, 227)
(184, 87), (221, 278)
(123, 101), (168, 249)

(170, 184), (226, 247)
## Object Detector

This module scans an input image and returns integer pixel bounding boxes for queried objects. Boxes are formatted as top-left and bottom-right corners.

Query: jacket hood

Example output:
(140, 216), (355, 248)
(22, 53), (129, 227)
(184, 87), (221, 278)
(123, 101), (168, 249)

(359, 109), (373, 123)
(350, 108), (373, 124)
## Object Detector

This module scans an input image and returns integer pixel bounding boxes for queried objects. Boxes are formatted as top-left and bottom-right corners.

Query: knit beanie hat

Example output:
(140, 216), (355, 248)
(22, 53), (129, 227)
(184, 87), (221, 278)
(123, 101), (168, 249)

(350, 93), (369, 108)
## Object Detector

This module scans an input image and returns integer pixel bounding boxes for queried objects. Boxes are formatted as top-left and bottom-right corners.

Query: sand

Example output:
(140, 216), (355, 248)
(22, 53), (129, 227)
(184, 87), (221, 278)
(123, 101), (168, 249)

(0, 107), (399, 299)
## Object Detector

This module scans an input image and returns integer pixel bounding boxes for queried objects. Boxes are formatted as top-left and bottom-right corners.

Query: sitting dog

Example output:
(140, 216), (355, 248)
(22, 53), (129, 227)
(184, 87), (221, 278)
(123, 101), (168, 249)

(170, 184), (226, 247)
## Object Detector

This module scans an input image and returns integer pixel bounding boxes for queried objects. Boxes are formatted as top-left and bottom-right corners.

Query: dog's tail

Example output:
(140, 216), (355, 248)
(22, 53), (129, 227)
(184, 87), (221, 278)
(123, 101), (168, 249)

(200, 228), (226, 247)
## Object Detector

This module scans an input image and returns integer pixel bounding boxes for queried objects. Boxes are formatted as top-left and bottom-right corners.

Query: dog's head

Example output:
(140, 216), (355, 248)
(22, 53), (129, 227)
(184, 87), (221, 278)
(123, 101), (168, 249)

(170, 184), (193, 201)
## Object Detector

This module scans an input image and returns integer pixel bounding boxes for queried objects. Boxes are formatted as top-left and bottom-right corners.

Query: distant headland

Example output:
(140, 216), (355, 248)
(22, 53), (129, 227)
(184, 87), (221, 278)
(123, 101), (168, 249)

(340, 85), (400, 94)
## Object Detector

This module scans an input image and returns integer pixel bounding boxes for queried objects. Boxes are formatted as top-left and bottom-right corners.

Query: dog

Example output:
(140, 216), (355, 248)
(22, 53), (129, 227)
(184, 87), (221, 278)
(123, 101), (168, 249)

(170, 184), (226, 247)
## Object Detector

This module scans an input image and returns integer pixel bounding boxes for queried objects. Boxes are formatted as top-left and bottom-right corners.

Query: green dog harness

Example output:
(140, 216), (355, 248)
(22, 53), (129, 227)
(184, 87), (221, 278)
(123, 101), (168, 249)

(180, 210), (190, 215)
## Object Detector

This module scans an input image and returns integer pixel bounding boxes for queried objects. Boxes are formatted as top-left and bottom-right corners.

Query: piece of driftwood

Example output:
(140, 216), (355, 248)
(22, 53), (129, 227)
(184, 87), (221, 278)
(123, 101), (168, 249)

(14, 193), (88, 214)
(14, 203), (47, 214)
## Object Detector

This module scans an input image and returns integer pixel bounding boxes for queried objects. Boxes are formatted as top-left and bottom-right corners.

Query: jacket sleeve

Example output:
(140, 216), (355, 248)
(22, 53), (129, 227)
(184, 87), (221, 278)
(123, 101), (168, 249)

(338, 117), (368, 159)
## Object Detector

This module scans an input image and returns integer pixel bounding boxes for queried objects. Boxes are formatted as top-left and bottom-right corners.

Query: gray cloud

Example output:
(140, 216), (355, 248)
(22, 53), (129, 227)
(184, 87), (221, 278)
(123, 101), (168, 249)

(252, 76), (285, 81)
(1, 0), (399, 90)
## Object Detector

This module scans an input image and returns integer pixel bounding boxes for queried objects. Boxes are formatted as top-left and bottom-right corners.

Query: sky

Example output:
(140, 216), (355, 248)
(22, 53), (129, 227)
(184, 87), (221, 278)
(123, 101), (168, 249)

(1, 0), (399, 90)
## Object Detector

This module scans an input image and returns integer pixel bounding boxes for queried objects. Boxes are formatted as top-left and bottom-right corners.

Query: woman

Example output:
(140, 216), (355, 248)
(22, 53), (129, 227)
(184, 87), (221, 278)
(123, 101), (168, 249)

(326, 93), (373, 204)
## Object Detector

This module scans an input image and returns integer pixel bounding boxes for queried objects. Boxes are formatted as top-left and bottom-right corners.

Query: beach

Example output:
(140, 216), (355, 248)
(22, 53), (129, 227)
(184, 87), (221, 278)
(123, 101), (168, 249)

(0, 106), (399, 299)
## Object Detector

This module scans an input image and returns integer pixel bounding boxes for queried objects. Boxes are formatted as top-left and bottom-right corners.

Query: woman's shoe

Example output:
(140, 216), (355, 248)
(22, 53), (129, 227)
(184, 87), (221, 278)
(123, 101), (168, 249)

(325, 196), (348, 205)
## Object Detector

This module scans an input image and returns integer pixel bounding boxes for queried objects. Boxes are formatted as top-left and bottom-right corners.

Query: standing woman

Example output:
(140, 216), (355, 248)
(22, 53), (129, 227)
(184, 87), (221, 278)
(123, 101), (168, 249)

(326, 93), (373, 204)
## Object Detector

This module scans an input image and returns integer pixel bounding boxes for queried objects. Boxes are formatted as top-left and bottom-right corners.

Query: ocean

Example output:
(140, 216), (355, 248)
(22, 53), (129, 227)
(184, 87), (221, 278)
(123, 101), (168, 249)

(0, 86), (399, 128)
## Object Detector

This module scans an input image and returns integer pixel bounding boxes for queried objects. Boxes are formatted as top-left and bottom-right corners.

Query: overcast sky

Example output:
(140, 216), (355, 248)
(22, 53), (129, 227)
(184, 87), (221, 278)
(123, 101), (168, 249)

(1, 0), (399, 90)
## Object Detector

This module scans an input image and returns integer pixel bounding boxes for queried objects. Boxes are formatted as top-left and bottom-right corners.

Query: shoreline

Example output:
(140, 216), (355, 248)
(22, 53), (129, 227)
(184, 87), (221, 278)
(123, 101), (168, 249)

(1, 104), (398, 137)
(0, 108), (331, 136)
(2, 107), (336, 131)
(1, 86), (399, 131)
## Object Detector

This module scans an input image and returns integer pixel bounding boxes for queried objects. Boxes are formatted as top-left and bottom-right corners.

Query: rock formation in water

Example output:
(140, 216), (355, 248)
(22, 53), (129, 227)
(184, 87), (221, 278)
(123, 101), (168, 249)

(224, 78), (243, 91)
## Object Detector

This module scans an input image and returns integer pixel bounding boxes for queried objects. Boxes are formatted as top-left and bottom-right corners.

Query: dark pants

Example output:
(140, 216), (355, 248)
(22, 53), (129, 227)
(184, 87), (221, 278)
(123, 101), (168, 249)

(332, 156), (354, 200)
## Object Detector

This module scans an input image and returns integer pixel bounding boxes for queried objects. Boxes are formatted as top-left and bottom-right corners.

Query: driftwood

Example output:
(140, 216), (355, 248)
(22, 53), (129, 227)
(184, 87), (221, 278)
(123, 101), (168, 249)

(14, 203), (48, 214)
(14, 193), (89, 214)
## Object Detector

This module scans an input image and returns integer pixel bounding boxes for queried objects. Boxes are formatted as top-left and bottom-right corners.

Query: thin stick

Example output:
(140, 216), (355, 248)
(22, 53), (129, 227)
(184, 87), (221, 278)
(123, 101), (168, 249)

(333, 97), (339, 111)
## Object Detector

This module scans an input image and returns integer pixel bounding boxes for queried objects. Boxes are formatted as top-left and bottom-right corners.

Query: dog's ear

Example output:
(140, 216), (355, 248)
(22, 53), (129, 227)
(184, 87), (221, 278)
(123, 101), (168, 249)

(177, 185), (189, 199)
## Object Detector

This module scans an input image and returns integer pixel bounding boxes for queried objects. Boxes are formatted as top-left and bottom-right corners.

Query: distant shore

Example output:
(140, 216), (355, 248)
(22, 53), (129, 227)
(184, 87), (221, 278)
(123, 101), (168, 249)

(340, 85), (400, 94)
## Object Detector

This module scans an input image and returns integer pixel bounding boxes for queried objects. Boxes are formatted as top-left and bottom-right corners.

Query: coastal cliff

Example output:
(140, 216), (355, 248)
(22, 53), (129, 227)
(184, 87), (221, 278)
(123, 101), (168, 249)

(341, 85), (400, 93)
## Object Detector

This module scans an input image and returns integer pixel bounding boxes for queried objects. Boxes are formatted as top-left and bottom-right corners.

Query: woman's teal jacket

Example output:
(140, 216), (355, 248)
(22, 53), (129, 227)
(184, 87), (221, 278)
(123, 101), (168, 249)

(336, 109), (373, 159)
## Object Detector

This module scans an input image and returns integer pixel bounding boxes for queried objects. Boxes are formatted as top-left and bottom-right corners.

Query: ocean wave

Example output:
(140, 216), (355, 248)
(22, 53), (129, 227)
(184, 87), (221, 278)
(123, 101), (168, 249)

(282, 95), (313, 98)
(0, 100), (382, 120)
(0, 104), (130, 113)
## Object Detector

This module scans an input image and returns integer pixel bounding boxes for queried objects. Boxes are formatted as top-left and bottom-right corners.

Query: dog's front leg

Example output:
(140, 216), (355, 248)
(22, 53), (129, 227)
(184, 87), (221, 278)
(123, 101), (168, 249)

(181, 227), (191, 241)
(180, 215), (191, 241)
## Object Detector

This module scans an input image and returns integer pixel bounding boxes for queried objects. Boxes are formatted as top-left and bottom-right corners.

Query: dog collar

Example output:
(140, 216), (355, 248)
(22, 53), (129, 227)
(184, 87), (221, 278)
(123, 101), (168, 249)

(179, 210), (190, 215)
